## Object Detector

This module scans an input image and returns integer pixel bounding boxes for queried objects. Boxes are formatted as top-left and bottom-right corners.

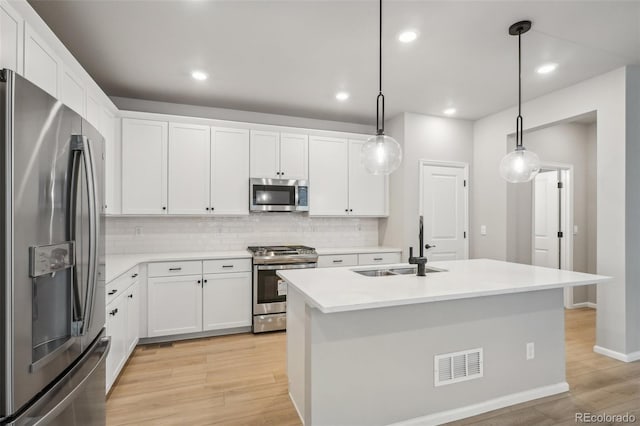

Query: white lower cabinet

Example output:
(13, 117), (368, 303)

(106, 280), (139, 393)
(318, 251), (402, 268)
(146, 259), (252, 338)
(203, 272), (252, 331)
(147, 275), (203, 337)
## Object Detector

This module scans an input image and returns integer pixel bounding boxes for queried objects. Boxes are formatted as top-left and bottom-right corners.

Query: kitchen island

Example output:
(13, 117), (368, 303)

(278, 259), (610, 426)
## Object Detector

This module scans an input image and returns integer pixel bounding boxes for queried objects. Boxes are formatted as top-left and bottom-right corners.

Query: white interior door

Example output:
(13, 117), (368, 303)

(533, 171), (560, 268)
(421, 164), (467, 260)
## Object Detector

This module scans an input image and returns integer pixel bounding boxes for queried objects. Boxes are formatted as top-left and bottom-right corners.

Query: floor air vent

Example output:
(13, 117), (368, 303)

(434, 348), (483, 386)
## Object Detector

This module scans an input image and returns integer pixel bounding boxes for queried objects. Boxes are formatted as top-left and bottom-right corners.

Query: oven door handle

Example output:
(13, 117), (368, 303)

(256, 263), (317, 271)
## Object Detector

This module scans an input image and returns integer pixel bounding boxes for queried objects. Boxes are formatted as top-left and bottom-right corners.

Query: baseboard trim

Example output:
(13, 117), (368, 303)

(389, 382), (570, 426)
(593, 345), (640, 362)
(289, 392), (305, 425)
(567, 302), (597, 309)
(139, 326), (252, 345)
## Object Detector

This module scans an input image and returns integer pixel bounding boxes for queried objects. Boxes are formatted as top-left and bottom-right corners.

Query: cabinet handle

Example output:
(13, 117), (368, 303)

(222, 265), (234, 268)
(128, 294), (134, 299)
(349, 209), (353, 212)
(197, 280), (201, 284)
(131, 273), (138, 278)
(162, 206), (167, 210)
(345, 209), (348, 212)
(204, 279), (208, 283)
(373, 258), (383, 261)
(108, 289), (117, 295)
(169, 267), (182, 271)
(109, 308), (118, 316)
(332, 259), (343, 263)
(206, 207), (210, 211)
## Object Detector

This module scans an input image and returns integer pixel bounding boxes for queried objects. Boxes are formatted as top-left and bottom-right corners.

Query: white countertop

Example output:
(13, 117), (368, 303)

(315, 247), (401, 255)
(105, 251), (251, 283)
(278, 259), (611, 313)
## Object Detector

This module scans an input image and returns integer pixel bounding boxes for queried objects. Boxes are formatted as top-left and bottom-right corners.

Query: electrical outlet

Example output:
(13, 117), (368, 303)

(480, 225), (487, 236)
(526, 342), (535, 360)
(134, 226), (143, 236)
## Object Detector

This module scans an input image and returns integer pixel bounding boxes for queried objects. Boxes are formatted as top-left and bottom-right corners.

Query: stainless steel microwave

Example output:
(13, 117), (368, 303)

(249, 178), (309, 212)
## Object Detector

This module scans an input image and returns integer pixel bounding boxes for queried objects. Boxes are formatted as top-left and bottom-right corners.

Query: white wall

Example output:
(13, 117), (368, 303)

(111, 96), (374, 134)
(105, 216), (379, 254)
(472, 66), (631, 355)
(381, 113), (474, 258)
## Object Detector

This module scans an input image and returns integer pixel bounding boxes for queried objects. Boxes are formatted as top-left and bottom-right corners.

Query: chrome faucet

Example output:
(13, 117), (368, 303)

(409, 216), (435, 276)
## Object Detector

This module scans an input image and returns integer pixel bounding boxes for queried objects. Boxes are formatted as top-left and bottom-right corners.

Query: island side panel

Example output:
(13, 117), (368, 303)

(306, 289), (566, 426)
(286, 285), (307, 421)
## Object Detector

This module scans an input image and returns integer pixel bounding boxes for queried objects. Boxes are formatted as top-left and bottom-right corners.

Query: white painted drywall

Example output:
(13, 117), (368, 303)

(380, 113), (473, 259)
(472, 66), (629, 354)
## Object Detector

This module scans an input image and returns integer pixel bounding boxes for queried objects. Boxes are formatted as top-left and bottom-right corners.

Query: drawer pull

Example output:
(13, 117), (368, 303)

(128, 294), (134, 299)
(131, 273), (138, 278)
(222, 265), (234, 268)
(373, 257), (383, 261)
(169, 267), (182, 271)
(108, 289), (117, 295)
(332, 259), (343, 263)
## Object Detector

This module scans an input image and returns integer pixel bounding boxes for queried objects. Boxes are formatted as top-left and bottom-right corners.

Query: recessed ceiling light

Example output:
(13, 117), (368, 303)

(443, 107), (457, 115)
(191, 70), (208, 81)
(536, 63), (558, 75)
(398, 31), (418, 43)
(335, 91), (350, 101)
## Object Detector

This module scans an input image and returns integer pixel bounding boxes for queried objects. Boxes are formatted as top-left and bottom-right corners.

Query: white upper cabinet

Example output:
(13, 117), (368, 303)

(168, 122), (211, 215)
(348, 139), (387, 216)
(122, 118), (168, 214)
(23, 23), (60, 98)
(279, 133), (308, 180)
(103, 108), (121, 214)
(0, 0), (23, 75)
(309, 136), (349, 216)
(86, 93), (102, 130)
(61, 67), (85, 116)
(211, 127), (250, 215)
(250, 130), (280, 178)
(250, 130), (308, 179)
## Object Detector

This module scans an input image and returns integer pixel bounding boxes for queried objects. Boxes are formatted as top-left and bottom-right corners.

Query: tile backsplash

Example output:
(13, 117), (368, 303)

(105, 215), (380, 254)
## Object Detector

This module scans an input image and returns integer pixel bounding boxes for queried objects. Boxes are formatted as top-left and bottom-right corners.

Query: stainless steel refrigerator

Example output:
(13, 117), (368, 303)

(0, 69), (109, 425)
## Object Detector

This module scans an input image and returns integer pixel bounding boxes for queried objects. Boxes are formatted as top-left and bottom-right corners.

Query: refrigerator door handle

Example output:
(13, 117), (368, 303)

(69, 135), (99, 336)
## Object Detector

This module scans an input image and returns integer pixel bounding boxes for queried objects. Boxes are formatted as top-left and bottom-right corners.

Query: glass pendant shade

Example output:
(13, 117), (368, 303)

(499, 147), (541, 183)
(361, 134), (402, 175)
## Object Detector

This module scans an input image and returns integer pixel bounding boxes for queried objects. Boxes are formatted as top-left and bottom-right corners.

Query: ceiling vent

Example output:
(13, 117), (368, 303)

(434, 348), (483, 387)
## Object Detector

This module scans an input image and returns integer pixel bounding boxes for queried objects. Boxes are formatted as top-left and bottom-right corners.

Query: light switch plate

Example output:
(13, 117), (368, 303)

(480, 225), (487, 236)
(526, 342), (535, 360)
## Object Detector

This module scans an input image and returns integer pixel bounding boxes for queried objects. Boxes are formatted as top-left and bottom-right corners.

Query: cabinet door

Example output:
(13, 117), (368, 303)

(211, 127), (250, 215)
(348, 139), (387, 216)
(103, 108), (121, 214)
(106, 295), (126, 392)
(0, 0), (23, 75)
(168, 122), (211, 214)
(202, 272), (251, 331)
(23, 23), (60, 97)
(61, 67), (85, 116)
(309, 136), (348, 216)
(280, 133), (308, 180)
(148, 275), (202, 337)
(125, 282), (140, 356)
(250, 130), (279, 178)
(122, 119), (168, 214)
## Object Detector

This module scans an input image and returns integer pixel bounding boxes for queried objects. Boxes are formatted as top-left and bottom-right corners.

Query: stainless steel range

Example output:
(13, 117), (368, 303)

(248, 245), (318, 333)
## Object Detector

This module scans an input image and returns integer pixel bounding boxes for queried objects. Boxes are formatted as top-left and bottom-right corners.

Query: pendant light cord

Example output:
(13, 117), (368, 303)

(376, 0), (385, 136)
(516, 29), (524, 149)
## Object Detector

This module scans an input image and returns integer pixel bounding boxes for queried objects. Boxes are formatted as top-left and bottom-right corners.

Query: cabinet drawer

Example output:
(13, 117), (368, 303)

(148, 261), (202, 277)
(203, 258), (251, 274)
(358, 252), (401, 266)
(106, 266), (139, 305)
(317, 254), (358, 268)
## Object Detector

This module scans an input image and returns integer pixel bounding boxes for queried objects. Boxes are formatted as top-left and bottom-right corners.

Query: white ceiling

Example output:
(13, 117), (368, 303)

(28, 0), (640, 124)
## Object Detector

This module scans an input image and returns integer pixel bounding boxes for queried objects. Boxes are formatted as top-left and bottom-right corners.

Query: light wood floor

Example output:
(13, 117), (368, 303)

(107, 308), (640, 426)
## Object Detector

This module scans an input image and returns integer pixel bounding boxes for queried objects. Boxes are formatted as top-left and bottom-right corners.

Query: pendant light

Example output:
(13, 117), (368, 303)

(499, 20), (541, 183)
(361, 0), (402, 175)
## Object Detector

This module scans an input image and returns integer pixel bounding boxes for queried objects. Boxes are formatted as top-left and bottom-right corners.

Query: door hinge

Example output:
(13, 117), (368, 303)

(557, 182), (563, 189)
(558, 231), (564, 238)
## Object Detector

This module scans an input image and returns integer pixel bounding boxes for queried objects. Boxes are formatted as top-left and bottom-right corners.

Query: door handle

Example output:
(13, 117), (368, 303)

(425, 244), (437, 250)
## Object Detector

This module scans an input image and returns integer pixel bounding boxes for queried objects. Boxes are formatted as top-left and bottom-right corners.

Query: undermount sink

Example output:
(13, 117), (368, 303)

(353, 266), (444, 277)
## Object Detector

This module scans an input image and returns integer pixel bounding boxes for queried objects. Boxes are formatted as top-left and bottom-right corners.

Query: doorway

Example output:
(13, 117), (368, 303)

(419, 160), (469, 260)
